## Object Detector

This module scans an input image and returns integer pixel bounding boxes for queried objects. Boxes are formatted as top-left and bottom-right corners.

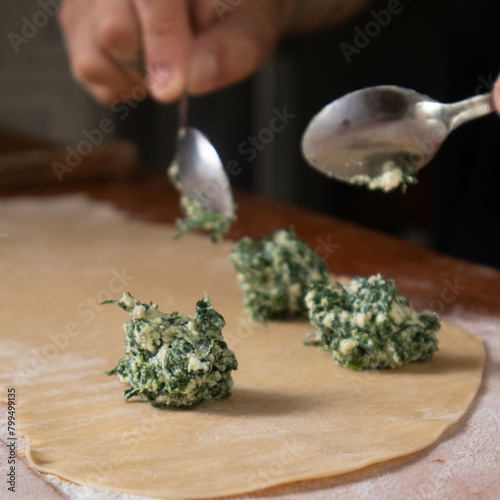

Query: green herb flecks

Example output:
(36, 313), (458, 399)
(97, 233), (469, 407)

(305, 274), (440, 370)
(105, 292), (238, 407)
(230, 227), (331, 321)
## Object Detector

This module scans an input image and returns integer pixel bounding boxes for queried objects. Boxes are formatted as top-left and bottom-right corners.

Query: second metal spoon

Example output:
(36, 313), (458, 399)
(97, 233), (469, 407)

(302, 85), (495, 182)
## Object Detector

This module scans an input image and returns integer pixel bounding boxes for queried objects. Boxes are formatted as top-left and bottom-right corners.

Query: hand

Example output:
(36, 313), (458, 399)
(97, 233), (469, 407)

(58, 0), (293, 104)
(58, 0), (372, 105)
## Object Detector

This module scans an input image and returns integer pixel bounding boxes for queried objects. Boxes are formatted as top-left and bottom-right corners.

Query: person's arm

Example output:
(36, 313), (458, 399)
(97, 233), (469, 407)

(58, 0), (374, 105)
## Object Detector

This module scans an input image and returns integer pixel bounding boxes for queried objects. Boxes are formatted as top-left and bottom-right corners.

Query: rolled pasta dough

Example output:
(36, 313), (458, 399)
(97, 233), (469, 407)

(0, 196), (484, 499)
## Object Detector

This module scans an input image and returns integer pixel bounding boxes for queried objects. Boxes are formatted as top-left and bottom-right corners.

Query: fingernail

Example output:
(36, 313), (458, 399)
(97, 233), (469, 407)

(187, 47), (218, 94)
(148, 64), (182, 101)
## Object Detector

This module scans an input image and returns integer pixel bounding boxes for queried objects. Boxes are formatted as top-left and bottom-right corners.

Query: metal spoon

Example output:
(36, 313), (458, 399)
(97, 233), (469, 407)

(301, 85), (495, 182)
(168, 94), (234, 217)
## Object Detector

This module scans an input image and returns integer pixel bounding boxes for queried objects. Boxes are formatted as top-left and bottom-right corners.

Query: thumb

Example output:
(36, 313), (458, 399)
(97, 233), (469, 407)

(187, 2), (288, 95)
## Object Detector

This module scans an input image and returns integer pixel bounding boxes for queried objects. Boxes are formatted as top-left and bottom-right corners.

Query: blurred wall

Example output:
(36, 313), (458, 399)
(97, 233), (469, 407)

(0, 0), (111, 143)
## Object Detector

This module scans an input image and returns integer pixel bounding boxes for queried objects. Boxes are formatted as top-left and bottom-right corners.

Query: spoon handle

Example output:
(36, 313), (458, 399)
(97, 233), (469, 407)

(178, 93), (189, 130)
(444, 93), (495, 131)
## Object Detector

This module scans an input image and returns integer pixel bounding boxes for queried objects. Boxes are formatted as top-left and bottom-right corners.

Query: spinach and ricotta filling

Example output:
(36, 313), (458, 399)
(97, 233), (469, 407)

(230, 227), (331, 321)
(176, 195), (234, 243)
(347, 160), (417, 193)
(105, 292), (238, 407)
(305, 274), (439, 370)
(168, 164), (234, 242)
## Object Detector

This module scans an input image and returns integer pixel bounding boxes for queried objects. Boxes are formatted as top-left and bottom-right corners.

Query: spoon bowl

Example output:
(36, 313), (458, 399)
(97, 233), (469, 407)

(169, 95), (234, 218)
(172, 126), (234, 217)
(302, 85), (494, 182)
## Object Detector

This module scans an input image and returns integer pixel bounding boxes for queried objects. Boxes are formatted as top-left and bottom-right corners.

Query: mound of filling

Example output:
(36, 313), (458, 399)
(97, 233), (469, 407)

(230, 227), (330, 321)
(105, 292), (238, 407)
(305, 274), (440, 370)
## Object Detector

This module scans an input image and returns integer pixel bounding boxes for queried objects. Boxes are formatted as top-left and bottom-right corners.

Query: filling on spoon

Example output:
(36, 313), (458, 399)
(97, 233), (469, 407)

(345, 159), (418, 193)
(176, 195), (235, 242)
(168, 164), (235, 242)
